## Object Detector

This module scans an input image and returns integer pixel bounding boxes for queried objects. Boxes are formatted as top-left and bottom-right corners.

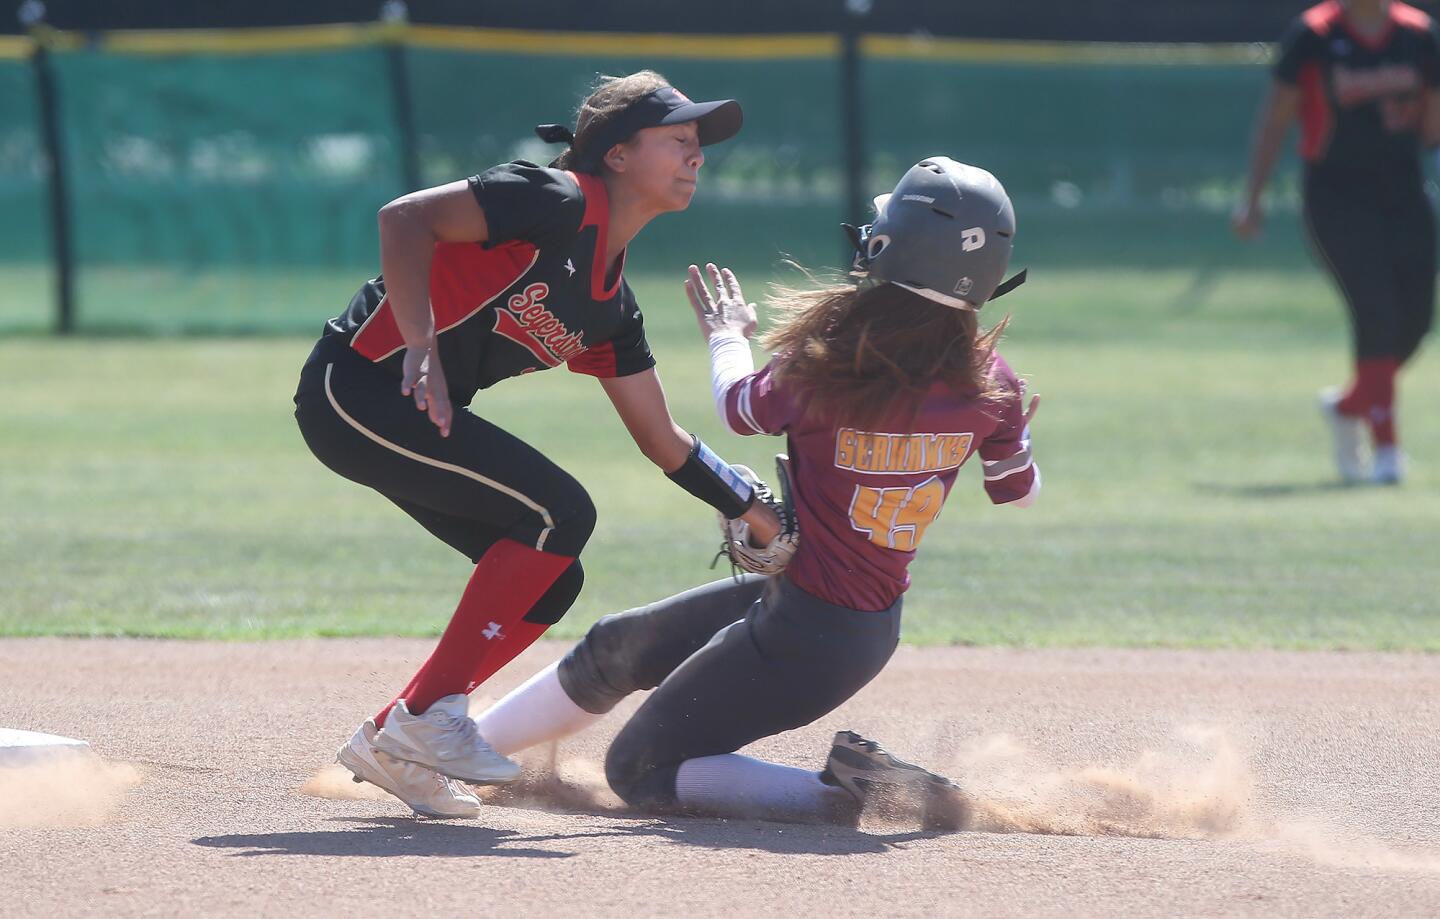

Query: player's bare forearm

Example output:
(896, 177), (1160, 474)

(599, 370), (694, 470)
(378, 218), (438, 348)
(740, 500), (781, 545)
(377, 182), (494, 435)
(1242, 83), (1299, 207)
(1233, 83), (1298, 239)
(378, 181), (492, 347)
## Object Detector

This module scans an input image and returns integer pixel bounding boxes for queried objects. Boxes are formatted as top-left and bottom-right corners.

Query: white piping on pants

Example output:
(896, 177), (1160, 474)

(323, 362), (555, 551)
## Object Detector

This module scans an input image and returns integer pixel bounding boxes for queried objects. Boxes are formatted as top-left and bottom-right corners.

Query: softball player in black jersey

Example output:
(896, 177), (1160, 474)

(293, 71), (780, 818)
(1236, 0), (1440, 484)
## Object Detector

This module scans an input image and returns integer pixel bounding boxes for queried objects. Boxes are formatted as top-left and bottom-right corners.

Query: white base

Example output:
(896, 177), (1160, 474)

(0, 729), (91, 766)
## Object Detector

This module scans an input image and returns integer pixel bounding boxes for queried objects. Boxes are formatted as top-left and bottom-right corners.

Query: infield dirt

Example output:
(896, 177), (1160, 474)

(3, 638), (1438, 917)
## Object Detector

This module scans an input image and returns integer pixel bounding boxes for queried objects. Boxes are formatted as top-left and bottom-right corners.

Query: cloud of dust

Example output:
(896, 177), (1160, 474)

(1266, 820), (1440, 875)
(952, 726), (1254, 839)
(298, 722), (1440, 875)
(0, 752), (143, 828)
(299, 764), (395, 802)
(477, 742), (623, 814)
(948, 725), (1440, 875)
(303, 742), (623, 813)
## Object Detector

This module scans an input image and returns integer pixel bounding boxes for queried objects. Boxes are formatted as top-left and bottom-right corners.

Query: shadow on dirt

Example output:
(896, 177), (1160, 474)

(616, 818), (940, 855)
(192, 817), (579, 859)
(191, 815), (938, 859)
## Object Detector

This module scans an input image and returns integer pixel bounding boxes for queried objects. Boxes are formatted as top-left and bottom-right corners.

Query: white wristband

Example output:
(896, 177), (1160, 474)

(1010, 465), (1042, 508)
(708, 331), (755, 426)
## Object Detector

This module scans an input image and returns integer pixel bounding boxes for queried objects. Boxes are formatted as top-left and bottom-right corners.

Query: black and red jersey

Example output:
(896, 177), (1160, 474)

(1275, 1), (1440, 173)
(322, 163), (654, 406)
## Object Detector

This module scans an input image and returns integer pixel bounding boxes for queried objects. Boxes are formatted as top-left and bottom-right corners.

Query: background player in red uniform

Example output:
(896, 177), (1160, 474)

(1234, 0), (1440, 484)
(293, 71), (780, 818)
(472, 157), (1039, 824)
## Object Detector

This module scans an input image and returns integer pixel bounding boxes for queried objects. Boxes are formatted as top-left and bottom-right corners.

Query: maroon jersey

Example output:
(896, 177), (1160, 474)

(1276, 2), (1440, 173)
(721, 355), (1036, 611)
(322, 163), (654, 406)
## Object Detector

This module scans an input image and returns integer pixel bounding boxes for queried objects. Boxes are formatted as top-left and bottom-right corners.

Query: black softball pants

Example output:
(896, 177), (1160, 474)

(557, 575), (903, 811)
(292, 340), (594, 621)
(1303, 169), (1436, 364)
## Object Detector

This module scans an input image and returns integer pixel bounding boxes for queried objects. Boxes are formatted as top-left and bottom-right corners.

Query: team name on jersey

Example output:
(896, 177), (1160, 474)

(834, 428), (974, 475)
(491, 282), (588, 367)
(1333, 63), (1420, 105)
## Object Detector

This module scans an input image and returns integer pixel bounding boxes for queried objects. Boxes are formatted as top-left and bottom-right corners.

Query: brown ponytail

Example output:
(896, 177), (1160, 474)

(553, 70), (671, 174)
(762, 279), (1010, 431)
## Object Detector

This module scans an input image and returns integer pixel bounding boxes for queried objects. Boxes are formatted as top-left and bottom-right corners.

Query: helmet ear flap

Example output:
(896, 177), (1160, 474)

(842, 222), (877, 275)
(865, 234), (891, 260)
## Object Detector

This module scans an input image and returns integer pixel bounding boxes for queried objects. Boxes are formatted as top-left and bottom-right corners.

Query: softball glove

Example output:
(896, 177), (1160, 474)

(716, 454), (799, 576)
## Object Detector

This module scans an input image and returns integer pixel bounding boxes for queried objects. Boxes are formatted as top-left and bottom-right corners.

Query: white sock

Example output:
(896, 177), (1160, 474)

(674, 754), (853, 822)
(470, 661), (605, 757)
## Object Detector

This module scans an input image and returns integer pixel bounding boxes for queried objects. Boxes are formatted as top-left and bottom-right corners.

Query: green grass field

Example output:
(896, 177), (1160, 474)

(3, 265), (1437, 648)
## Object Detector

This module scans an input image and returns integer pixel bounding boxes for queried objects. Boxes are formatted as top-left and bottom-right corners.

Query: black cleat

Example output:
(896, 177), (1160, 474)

(820, 730), (969, 831)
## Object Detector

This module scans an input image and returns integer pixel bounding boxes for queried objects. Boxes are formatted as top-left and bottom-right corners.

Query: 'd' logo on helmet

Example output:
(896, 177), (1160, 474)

(961, 228), (986, 251)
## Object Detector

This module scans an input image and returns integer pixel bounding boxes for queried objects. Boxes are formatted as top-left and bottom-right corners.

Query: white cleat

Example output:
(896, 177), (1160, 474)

(1373, 446), (1405, 485)
(1318, 389), (1369, 484)
(336, 719), (481, 819)
(373, 695), (522, 785)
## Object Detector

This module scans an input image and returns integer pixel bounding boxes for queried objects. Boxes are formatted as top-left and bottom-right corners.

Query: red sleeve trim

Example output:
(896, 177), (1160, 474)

(1304, 1), (1343, 35)
(1392, 3), (1432, 31)
(350, 294), (402, 361)
(567, 340), (619, 378)
(1298, 62), (1332, 162)
(350, 241), (538, 362)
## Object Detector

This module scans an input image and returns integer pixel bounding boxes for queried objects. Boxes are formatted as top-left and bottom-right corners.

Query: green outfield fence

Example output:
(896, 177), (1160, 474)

(0, 24), (1305, 335)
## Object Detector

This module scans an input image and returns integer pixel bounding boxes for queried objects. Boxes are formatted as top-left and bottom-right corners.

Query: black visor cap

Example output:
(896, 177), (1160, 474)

(650, 87), (743, 146)
(578, 87), (742, 170)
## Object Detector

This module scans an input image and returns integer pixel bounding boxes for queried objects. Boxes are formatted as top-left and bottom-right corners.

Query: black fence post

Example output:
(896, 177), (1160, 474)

(32, 37), (75, 335)
(384, 29), (421, 191)
(839, 1), (869, 251)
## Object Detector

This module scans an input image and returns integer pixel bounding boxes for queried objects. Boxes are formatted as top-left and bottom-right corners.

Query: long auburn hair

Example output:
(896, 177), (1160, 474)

(762, 277), (1010, 431)
(552, 70), (670, 174)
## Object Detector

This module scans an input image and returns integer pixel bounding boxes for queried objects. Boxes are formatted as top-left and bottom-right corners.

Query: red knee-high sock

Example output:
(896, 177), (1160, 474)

(1366, 358), (1399, 447)
(375, 539), (574, 726)
(462, 617), (552, 695)
(1337, 357), (1397, 419)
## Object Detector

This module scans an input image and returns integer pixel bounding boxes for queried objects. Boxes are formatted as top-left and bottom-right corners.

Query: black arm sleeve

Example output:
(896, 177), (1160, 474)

(665, 436), (755, 519)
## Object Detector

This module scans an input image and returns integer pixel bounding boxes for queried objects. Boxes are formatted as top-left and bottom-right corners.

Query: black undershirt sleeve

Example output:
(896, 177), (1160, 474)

(1274, 18), (1316, 85)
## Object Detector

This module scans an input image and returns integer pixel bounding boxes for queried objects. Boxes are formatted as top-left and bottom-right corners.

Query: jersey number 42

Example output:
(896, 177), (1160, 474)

(847, 476), (945, 552)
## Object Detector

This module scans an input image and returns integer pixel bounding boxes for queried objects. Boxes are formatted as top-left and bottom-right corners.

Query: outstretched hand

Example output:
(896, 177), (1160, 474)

(401, 344), (453, 438)
(1023, 394), (1040, 427)
(1231, 201), (1263, 240)
(685, 263), (758, 340)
